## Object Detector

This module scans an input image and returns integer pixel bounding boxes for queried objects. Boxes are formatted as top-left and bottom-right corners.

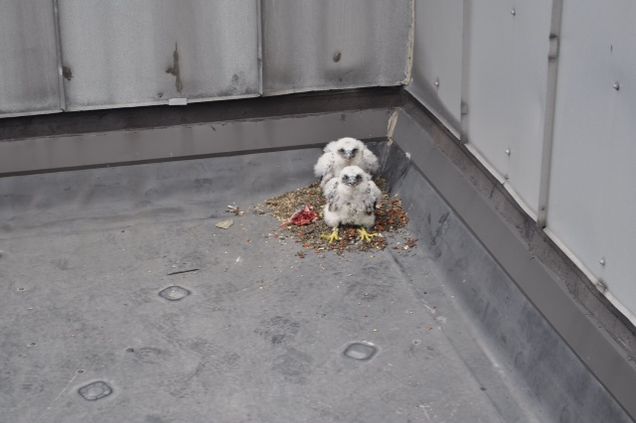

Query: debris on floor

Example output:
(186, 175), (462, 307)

(226, 204), (245, 216)
(215, 219), (234, 229)
(262, 181), (416, 255)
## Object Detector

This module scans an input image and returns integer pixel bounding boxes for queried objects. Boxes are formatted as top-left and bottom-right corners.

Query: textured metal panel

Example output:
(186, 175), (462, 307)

(548, 0), (636, 323)
(407, 0), (463, 136)
(58, 0), (259, 109)
(463, 1), (553, 215)
(262, 0), (411, 95)
(0, 0), (60, 116)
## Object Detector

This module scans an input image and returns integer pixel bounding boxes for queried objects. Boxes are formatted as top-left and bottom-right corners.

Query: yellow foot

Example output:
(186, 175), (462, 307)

(357, 227), (377, 243)
(321, 228), (341, 244)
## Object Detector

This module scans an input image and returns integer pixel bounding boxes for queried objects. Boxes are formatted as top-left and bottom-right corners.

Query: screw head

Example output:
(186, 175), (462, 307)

(434, 79), (440, 88)
(613, 81), (620, 91)
(505, 148), (511, 156)
(511, 8), (516, 16)
(600, 258), (606, 266)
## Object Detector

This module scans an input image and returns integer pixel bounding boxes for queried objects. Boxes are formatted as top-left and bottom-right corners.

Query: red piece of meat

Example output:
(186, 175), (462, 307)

(289, 205), (319, 226)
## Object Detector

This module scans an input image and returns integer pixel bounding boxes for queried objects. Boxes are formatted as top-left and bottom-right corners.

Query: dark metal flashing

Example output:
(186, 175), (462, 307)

(0, 87), (404, 141)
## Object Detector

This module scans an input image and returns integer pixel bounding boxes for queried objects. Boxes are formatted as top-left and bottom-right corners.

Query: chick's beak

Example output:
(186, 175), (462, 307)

(343, 174), (361, 186)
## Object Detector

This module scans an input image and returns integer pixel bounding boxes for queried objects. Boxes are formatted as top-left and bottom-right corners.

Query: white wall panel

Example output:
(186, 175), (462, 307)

(0, 0), (60, 116)
(463, 0), (553, 216)
(262, 0), (411, 95)
(548, 0), (636, 322)
(407, 0), (463, 136)
(58, 0), (259, 110)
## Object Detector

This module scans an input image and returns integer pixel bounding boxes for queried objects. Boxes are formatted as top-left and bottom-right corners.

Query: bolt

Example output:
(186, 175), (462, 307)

(511, 8), (516, 16)
(434, 78), (440, 88)
(505, 148), (511, 156)
(600, 257), (606, 266)
(613, 81), (620, 91)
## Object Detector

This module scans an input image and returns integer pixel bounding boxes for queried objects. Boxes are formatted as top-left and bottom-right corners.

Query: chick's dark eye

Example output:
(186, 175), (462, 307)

(356, 174), (362, 180)
(338, 148), (345, 153)
(352, 149), (358, 154)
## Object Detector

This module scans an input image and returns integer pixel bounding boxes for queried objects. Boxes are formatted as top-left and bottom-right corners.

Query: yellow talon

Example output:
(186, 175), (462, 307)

(321, 228), (341, 244)
(357, 227), (377, 242)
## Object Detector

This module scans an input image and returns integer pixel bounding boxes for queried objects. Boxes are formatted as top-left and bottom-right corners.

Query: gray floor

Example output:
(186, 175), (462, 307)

(0, 148), (625, 422)
(0, 149), (504, 423)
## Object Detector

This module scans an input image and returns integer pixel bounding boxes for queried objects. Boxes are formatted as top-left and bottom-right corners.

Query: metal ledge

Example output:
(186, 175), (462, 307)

(0, 87), (403, 141)
(0, 88), (403, 177)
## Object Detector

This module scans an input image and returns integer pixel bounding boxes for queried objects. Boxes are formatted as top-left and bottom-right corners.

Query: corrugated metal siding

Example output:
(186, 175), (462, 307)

(547, 0), (636, 321)
(0, 0), (60, 116)
(57, 0), (260, 109)
(407, 0), (462, 136)
(262, 0), (411, 95)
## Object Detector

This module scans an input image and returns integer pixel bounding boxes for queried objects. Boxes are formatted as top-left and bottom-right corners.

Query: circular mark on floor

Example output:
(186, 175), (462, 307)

(77, 369), (85, 374)
(126, 347), (135, 353)
(158, 285), (191, 301)
(343, 342), (378, 361)
(78, 381), (113, 401)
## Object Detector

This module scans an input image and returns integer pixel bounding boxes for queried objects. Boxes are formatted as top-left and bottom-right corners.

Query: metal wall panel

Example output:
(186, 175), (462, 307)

(0, 0), (60, 116)
(463, 0), (553, 216)
(262, 0), (411, 95)
(407, 0), (463, 136)
(58, 0), (259, 110)
(547, 0), (636, 322)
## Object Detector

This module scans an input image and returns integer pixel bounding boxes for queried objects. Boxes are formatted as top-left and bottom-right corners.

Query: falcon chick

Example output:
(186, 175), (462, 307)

(322, 165), (381, 243)
(314, 137), (379, 189)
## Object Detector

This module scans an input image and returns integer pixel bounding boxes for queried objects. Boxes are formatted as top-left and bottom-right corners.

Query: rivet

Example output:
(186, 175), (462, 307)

(511, 8), (516, 16)
(434, 78), (440, 88)
(343, 342), (378, 361)
(613, 81), (620, 91)
(158, 285), (191, 301)
(600, 257), (606, 266)
(505, 148), (511, 156)
(78, 381), (113, 401)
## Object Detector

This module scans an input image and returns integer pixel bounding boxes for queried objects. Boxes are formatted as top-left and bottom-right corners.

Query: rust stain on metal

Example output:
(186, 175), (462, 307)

(165, 42), (183, 93)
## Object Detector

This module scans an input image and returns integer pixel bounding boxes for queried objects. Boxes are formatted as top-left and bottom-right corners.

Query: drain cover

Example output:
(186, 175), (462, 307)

(78, 381), (112, 401)
(158, 285), (191, 301)
(343, 342), (377, 361)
